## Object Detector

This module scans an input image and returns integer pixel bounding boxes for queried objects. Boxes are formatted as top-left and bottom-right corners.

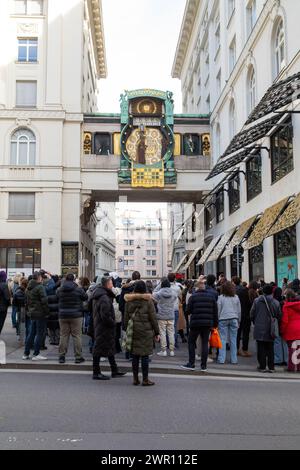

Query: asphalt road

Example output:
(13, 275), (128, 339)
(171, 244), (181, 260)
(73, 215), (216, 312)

(0, 370), (300, 450)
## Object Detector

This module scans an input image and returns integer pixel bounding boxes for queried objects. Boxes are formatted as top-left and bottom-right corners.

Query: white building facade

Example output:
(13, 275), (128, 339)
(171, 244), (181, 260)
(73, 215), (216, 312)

(0, 0), (106, 279)
(173, 0), (300, 284)
(95, 202), (116, 277)
(116, 205), (168, 281)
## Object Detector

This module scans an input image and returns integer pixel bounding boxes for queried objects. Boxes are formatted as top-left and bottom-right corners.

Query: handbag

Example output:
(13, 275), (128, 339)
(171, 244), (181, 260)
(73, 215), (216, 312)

(209, 328), (222, 349)
(122, 308), (138, 352)
(263, 295), (279, 339)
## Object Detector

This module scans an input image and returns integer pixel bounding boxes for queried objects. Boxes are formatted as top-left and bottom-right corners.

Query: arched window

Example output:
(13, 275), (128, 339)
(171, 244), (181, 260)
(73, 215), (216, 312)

(229, 99), (236, 139)
(274, 19), (286, 76)
(10, 129), (36, 165)
(248, 66), (256, 113)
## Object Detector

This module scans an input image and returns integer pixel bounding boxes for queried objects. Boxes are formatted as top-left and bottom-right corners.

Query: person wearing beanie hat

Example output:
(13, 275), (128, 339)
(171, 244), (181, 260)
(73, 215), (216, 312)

(0, 271), (11, 335)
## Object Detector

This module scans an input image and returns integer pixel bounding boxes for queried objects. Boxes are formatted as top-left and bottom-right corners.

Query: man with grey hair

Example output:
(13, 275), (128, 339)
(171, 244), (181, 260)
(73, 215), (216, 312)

(89, 276), (126, 380)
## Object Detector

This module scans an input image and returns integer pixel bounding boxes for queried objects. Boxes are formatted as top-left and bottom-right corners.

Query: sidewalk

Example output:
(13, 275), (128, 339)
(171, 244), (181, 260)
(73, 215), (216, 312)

(1, 316), (299, 380)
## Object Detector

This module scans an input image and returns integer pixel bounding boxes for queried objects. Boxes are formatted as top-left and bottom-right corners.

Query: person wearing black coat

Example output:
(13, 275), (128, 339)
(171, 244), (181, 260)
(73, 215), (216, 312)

(250, 284), (282, 372)
(89, 276), (126, 381)
(232, 277), (252, 357)
(0, 271), (10, 335)
(181, 278), (218, 372)
(13, 278), (30, 343)
(56, 273), (87, 364)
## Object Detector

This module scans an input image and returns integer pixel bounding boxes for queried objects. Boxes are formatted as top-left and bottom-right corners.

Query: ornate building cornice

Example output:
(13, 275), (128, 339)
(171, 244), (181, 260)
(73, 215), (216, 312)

(88, 0), (107, 79)
(172, 0), (200, 79)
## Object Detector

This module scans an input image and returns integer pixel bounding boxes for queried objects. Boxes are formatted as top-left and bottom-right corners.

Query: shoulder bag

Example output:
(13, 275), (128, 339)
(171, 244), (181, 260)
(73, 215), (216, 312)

(263, 295), (279, 339)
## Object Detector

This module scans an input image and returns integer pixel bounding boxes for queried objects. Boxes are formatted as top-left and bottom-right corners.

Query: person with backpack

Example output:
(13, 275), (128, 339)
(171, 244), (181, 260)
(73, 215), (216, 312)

(125, 281), (160, 386)
(13, 277), (29, 344)
(250, 284), (282, 372)
(0, 271), (11, 335)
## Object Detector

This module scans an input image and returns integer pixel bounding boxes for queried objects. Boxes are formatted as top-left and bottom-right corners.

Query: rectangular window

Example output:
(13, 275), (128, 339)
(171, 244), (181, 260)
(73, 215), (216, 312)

(152, 250), (157, 256)
(152, 271), (157, 276)
(124, 240), (129, 246)
(152, 260), (156, 266)
(228, 173), (240, 214)
(18, 38), (38, 62)
(205, 207), (213, 232)
(249, 244), (264, 282)
(93, 133), (111, 156)
(274, 226), (298, 285)
(152, 240), (157, 247)
(8, 193), (35, 220)
(129, 240), (134, 246)
(62, 243), (78, 266)
(229, 37), (236, 74)
(228, 0), (235, 21)
(128, 260), (134, 267)
(124, 250), (128, 256)
(216, 190), (224, 223)
(146, 250), (151, 256)
(146, 260), (151, 266)
(129, 250), (134, 256)
(146, 240), (151, 247)
(246, 0), (256, 37)
(183, 134), (200, 156)
(146, 270), (151, 276)
(16, 80), (37, 107)
(246, 154), (262, 201)
(271, 119), (294, 183)
(14, 0), (43, 15)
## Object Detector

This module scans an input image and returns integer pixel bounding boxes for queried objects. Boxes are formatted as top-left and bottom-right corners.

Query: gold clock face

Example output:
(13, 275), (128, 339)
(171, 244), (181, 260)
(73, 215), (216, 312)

(125, 127), (163, 165)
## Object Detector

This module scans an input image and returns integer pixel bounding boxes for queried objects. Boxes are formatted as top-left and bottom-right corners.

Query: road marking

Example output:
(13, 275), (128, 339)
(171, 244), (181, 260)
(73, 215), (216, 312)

(1, 368), (300, 384)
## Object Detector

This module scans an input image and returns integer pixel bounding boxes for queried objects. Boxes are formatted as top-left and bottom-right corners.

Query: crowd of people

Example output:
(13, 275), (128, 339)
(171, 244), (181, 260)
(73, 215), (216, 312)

(1, 268), (300, 384)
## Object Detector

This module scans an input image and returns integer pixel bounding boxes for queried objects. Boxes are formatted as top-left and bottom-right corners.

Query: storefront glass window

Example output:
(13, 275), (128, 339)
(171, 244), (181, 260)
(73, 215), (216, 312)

(274, 226), (298, 286)
(249, 244), (264, 282)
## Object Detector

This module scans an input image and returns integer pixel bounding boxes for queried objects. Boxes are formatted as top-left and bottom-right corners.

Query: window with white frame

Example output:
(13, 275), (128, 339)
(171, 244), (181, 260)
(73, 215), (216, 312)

(16, 81), (37, 107)
(8, 193), (35, 220)
(229, 37), (236, 74)
(215, 124), (221, 158)
(11, 128), (36, 166)
(274, 19), (286, 76)
(14, 0), (43, 15)
(229, 99), (236, 139)
(248, 66), (256, 114)
(228, 0), (235, 21)
(18, 38), (38, 62)
(216, 69), (221, 96)
(214, 14), (220, 55)
(246, 0), (256, 37)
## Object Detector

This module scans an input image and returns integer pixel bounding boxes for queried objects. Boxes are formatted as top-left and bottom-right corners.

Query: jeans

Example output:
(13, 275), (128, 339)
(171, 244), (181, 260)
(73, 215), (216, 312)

(24, 319), (46, 356)
(158, 319), (175, 351)
(257, 341), (274, 370)
(218, 319), (239, 364)
(132, 355), (149, 380)
(11, 306), (17, 328)
(188, 327), (211, 369)
(274, 336), (288, 364)
(59, 318), (83, 359)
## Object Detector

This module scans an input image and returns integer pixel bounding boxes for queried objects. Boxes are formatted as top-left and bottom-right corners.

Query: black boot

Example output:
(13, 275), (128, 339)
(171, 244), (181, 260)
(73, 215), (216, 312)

(92, 355), (110, 380)
(109, 355), (126, 378)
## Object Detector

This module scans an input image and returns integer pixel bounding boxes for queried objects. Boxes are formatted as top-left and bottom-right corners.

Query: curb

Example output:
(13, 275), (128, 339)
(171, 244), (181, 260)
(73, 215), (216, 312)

(1, 362), (300, 380)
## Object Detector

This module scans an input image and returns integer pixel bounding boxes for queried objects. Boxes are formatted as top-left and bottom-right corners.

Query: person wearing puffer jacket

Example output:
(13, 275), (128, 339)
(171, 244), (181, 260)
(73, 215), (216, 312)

(152, 278), (177, 357)
(281, 289), (300, 372)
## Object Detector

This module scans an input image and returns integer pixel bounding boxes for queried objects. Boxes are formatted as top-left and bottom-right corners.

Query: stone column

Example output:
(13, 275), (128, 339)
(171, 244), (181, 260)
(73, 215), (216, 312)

(263, 237), (275, 283)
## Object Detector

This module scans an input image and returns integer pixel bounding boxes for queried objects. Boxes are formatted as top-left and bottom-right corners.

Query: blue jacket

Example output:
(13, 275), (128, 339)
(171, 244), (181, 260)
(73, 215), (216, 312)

(153, 287), (177, 321)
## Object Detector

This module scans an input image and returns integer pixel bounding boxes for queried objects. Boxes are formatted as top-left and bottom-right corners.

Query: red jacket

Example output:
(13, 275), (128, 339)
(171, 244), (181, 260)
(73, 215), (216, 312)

(281, 301), (300, 341)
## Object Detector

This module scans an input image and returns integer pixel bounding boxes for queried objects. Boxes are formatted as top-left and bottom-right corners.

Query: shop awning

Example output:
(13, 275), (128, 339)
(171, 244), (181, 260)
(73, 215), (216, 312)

(223, 216), (258, 257)
(267, 193), (300, 238)
(243, 198), (290, 250)
(206, 228), (237, 262)
(174, 254), (188, 273)
(182, 246), (203, 271)
(197, 236), (221, 266)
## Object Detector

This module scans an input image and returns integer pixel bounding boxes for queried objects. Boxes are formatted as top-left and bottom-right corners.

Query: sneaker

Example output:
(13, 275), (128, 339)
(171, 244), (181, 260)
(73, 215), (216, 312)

(201, 368), (208, 372)
(157, 350), (167, 357)
(257, 367), (267, 373)
(268, 369), (276, 373)
(100, 357), (107, 362)
(75, 357), (85, 364)
(195, 354), (201, 361)
(22, 355), (30, 360)
(93, 374), (110, 381)
(170, 351), (175, 357)
(207, 357), (214, 364)
(32, 355), (47, 361)
(181, 363), (195, 371)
